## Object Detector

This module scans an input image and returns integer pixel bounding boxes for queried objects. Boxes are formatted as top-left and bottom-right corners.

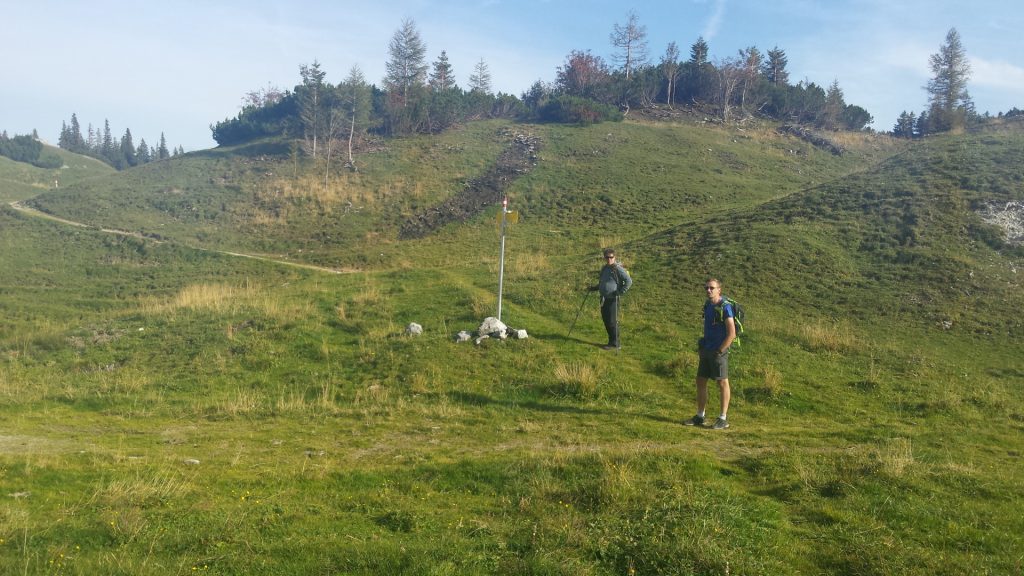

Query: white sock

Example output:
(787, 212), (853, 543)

(718, 414), (727, 420)
(697, 411), (705, 418)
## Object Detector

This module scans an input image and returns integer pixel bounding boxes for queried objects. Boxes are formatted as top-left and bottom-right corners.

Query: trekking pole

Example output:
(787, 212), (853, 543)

(567, 291), (591, 337)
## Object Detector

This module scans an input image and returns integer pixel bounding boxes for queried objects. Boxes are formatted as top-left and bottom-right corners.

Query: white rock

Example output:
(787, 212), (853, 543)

(477, 317), (507, 337)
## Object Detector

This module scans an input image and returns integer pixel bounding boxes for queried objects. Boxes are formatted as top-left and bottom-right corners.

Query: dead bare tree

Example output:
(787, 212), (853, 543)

(339, 65), (372, 172)
(715, 57), (744, 122)
(609, 10), (649, 79)
(661, 42), (681, 107)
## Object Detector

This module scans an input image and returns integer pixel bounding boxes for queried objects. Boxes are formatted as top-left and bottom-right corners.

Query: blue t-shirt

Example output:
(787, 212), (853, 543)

(702, 299), (735, 351)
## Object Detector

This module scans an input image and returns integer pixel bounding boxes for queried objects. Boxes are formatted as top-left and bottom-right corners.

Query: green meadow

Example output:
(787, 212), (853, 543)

(1, 117), (1022, 575)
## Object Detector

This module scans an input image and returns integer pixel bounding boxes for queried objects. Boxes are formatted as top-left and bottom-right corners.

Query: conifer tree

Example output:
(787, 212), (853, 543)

(690, 37), (709, 66)
(384, 18), (428, 105)
(102, 120), (114, 161)
(925, 28), (972, 133)
(685, 37), (713, 103)
(893, 111), (916, 138)
(120, 128), (136, 168)
(739, 46), (763, 112)
(158, 133), (170, 160)
(429, 50), (456, 91)
(136, 138), (151, 164)
(763, 47), (789, 86)
(822, 80), (846, 130)
(298, 60), (328, 158)
(468, 58), (493, 94)
(339, 65), (373, 170)
(58, 121), (70, 149)
(69, 114), (84, 151)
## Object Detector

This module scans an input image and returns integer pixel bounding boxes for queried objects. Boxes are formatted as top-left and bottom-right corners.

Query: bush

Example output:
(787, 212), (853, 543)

(537, 95), (623, 125)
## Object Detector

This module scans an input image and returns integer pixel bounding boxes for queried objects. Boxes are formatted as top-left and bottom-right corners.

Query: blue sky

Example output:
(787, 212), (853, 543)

(3, 0), (1022, 151)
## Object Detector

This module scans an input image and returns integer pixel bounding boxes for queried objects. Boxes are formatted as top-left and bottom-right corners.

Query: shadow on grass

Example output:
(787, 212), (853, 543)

(440, 390), (685, 427)
(525, 328), (601, 347)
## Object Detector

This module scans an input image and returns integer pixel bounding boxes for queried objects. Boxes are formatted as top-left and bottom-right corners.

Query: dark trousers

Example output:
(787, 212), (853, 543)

(601, 296), (619, 347)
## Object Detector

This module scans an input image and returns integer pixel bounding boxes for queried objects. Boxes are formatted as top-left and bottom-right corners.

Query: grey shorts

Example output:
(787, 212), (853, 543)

(697, 348), (729, 380)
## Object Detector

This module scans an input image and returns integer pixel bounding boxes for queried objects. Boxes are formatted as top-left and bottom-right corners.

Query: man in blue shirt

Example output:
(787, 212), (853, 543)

(684, 278), (736, 429)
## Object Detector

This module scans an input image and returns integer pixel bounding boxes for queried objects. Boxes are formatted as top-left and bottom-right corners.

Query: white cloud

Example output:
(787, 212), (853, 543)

(701, 0), (727, 41)
(971, 57), (1024, 93)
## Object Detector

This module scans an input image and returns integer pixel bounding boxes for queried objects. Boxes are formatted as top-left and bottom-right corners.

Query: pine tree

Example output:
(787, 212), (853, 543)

(763, 47), (789, 86)
(689, 37), (709, 66)
(429, 50), (456, 91)
(684, 37), (713, 103)
(821, 80), (846, 130)
(120, 128), (136, 168)
(102, 120), (114, 161)
(893, 111), (916, 138)
(468, 59), (493, 94)
(136, 138), (151, 164)
(158, 133), (170, 160)
(739, 46), (763, 113)
(384, 18), (428, 105)
(69, 113), (84, 151)
(298, 60), (328, 158)
(925, 28), (972, 133)
(59, 121), (71, 149)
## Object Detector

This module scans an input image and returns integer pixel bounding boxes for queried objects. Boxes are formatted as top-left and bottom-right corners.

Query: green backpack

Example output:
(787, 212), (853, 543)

(712, 296), (745, 346)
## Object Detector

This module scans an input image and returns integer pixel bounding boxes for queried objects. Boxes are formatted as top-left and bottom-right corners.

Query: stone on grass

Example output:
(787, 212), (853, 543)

(478, 317), (507, 338)
(405, 322), (423, 336)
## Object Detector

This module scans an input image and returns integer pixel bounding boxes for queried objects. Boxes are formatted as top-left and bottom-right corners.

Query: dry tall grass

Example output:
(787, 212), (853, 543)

(554, 362), (597, 397)
(138, 282), (314, 324)
(880, 437), (914, 477)
(802, 321), (861, 353)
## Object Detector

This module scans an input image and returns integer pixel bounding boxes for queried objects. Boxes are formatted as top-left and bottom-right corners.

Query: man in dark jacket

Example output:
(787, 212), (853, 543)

(589, 248), (632, 350)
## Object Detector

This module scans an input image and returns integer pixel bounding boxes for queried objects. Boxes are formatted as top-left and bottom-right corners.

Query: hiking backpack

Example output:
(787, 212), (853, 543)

(712, 295), (745, 346)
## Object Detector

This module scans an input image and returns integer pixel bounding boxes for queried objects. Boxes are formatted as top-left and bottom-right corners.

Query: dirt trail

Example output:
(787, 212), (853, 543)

(8, 201), (355, 275)
(399, 128), (540, 239)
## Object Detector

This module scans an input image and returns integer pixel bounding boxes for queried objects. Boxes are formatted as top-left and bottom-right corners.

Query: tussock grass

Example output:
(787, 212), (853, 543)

(509, 250), (552, 279)
(800, 320), (862, 353)
(754, 362), (784, 398)
(553, 361), (598, 397)
(880, 437), (914, 477)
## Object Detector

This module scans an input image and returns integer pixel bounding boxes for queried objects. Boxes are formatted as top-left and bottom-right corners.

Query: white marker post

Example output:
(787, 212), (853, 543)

(496, 196), (519, 322)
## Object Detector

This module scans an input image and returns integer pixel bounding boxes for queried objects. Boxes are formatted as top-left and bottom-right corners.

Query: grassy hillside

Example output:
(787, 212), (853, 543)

(0, 144), (114, 203)
(1, 117), (1022, 575)
(26, 119), (898, 269)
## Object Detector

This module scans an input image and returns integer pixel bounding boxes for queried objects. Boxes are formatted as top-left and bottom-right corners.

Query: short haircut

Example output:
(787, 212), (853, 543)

(603, 248), (615, 257)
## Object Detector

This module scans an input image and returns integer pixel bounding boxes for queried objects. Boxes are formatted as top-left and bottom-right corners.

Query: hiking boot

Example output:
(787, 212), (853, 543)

(712, 417), (730, 430)
(683, 415), (705, 426)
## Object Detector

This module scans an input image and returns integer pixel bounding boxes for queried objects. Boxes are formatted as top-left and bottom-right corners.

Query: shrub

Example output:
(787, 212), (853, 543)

(538, 95), (623, 125)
